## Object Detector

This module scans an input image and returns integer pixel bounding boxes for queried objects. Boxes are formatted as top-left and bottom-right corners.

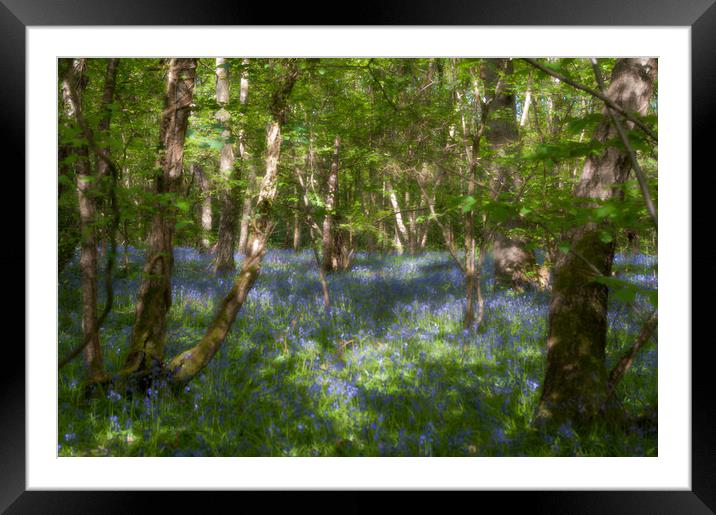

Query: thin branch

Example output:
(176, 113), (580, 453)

(605, 310), (658, 406)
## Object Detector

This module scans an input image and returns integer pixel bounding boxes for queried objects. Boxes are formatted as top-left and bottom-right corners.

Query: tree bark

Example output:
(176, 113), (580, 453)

(168, 59), (298, 384)
(481, 59), (536, 288)
(123, 58), (197, 376)
(237, 165), (255, 255)
(293, 184), (301, 251)
(58, 59), (81, 274)
(63, 58), (105, 382)
(235, 60), (253, 256)
(193, 163), (212, 252)
(386, 180), (408, 255)
(321, 136), (340, 272)
(213, 58), (239, 274)
(534, 58), (657, 429)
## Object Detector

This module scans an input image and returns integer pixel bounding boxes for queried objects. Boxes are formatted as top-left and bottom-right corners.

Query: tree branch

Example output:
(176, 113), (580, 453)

(522, 58), (658, 145)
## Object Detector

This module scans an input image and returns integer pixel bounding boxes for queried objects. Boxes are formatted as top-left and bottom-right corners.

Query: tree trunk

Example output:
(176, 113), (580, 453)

(123, 58), (197, 376)
(386, 180), (408, 255)
(194, 163), (212, 252)
(534, 58), (657, 429)
(293, 184), (301, 251)
(168, 59), (298, 384)
(63, 58), (105, 382)
(58, 59), (81, 274)
(463, 157), (478, 329)
(213, 58), (239, 274)
(235, 60), (253, 257)
(321, 136), (340, 273)
(481, 59), (536, 288)
(237, 165), (255, 255)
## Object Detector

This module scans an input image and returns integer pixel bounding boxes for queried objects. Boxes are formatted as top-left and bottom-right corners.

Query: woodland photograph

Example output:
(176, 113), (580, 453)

(57, 57), (658, 457)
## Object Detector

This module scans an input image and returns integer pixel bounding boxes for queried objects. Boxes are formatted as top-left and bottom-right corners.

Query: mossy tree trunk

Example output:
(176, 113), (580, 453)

(534, 58), (657, 429)
(123, 58), (197, 376)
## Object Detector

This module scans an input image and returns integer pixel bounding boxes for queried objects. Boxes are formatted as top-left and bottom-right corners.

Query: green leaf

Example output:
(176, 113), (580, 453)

(460, 195), (477, 213)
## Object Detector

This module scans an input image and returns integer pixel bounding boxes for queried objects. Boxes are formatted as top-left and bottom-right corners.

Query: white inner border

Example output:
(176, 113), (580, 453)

(27, 27), (690, 490)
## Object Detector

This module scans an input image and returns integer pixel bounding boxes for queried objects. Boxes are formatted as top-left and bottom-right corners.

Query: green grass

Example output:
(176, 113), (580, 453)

(58, 248), (657, 457)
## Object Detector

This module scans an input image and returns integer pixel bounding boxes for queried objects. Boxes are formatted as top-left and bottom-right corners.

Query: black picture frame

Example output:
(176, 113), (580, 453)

(3, 1), (713, 513)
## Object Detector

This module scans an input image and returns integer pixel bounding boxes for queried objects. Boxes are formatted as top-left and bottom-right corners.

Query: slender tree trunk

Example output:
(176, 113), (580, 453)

(475, 240), (487, 326)
(237, 166), (255, 255)
(194, 163), (212, 252)
(293, 184), (301, 251)
(235, 60), (252, 257)
(406, 190), (417, 254)
(296, 154), (331, 308)
(534, 58), (657, 429)
(463, 161), (477, 328)
(321, 136), (340, 273)
(63, 59), (105, 382)
(386, 180), (408, 254)
(123, 58), (197, 376)
(168, 60), (298, 384)
(213, 58), (239, 274)
(58, 59), (81, 274)
(520, 76), (532, 128)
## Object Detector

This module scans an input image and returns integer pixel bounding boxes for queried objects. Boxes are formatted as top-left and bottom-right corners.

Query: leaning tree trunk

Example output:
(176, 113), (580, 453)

(534, 58), (657, 429)
(481, 59), (536, 288)
(123, 58), (197, 376)
(168, 59), (299, 384)
(321, 136), (340, 273)
(62, 58), (105, 382)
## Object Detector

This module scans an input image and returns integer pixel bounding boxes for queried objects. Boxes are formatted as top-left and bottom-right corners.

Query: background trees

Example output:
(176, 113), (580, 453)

(58, 57), (658, 439)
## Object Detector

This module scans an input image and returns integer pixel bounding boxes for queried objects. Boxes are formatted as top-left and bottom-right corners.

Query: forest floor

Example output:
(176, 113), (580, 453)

(58, 248), (658, 457)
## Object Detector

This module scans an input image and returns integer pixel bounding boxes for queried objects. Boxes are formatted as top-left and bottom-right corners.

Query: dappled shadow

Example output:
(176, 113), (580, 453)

(58, 247), (657, 457)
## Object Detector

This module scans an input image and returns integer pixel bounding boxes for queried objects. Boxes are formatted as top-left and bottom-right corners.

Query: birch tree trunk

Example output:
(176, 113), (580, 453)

(534, 58), (657, 429)
(123, 58), (197, 376)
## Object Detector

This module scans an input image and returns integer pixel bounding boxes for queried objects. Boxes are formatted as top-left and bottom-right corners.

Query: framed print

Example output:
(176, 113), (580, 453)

(4, 0), (714, 512)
